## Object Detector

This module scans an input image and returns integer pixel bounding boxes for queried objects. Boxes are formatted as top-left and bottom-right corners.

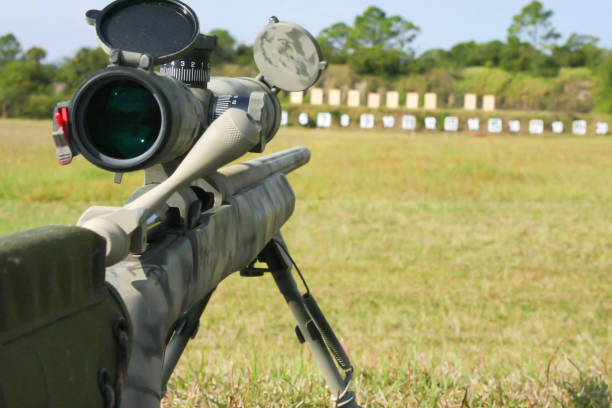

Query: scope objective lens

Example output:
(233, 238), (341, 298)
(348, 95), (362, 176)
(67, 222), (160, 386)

(85, 80), (162, 160)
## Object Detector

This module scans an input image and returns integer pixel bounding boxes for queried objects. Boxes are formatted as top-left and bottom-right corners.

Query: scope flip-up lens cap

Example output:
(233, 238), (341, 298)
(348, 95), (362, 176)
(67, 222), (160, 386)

(87, 0), (200, 65)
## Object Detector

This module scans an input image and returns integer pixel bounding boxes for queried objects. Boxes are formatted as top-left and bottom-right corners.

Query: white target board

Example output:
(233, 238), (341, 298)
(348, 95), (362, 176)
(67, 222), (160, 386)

(280, 111), (288, 126)
(316, 112), (332, 128)
(551, 121), (564, 134)
(508, 120), (521, 133)
(340, 114), (351, 128)
(488, 118), (503, 133)
(596, 122), (609, 135)
(402, 115), (417, 131)
(298, 112), (309, 126)
(444, 116), (459, 132)
(424, 117), (437, 130)
(382, 116), (395, 128)
(467, 118), (480, 131)
(289, 92), (303, 104)
(529, 119), (544, 135)
(572, 120), (587, 135)
(360, 114), (375, 129)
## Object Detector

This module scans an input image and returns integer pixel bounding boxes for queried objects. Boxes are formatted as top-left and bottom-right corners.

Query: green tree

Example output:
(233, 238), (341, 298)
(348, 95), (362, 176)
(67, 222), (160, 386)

(0, 33), (21, 67)
(0, 60), (52, 117)
(565, 33), (599, 51)
(499, 36), (528, 72)
(527, 51), (559, 77)
(412, 49), (449, 73)
(24, 46), (47, 66)
(348, 7), (419, 52)
(209, 29), (237, 64)
(317, 7), (419, 75)
(349, 46), (410, 76)
(445, 41), (505, 69)
(481, 41), (506, 68)
(56, 47), (107, 91)
(508, 1), (560, 50)
(232, 44), (255, 68)
(553, 34), (601, 68)
(347, 7), (419, 75)
(317, 22), (351, 63)
(447, 41), (480, 67)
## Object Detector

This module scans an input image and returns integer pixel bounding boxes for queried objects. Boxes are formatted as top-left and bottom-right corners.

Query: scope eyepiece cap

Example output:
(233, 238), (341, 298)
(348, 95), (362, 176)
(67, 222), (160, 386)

(253, 20), (327, 92)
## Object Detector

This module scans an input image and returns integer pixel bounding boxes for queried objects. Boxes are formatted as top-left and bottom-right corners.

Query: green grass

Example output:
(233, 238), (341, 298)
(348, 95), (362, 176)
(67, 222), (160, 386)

(1, 119), (611, 407)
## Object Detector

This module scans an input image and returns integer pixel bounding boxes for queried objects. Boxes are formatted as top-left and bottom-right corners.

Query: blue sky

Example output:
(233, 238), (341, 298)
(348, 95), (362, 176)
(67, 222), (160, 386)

(1, 0), (611, 63)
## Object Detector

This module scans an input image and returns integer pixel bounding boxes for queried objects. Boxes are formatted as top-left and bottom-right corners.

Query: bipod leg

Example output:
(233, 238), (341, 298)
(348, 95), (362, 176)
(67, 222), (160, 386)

(254, 234), (361, 408)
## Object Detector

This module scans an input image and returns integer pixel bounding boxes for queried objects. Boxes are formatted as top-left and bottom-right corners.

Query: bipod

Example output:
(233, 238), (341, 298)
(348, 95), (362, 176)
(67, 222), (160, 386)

(241, 234), (361, 408)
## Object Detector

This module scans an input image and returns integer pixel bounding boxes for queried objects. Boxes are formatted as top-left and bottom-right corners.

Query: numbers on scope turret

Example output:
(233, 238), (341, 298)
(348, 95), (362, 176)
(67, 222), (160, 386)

(161, 54), (209, 87)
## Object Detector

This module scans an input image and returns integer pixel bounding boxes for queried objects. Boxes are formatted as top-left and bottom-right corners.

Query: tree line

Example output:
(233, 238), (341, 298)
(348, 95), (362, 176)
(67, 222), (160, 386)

(317, 1), (606, 77)
(0, 35), (108, 118)
(1, 0), (611, 118)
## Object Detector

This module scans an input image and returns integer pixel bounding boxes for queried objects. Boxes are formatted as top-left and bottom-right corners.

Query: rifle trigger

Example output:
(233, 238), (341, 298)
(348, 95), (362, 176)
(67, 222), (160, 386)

(240, 260), (268, 277)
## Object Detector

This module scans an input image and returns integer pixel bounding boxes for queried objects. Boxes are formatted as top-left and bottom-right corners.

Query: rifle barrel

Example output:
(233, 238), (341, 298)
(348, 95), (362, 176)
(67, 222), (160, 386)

(206, 146), (310, 199)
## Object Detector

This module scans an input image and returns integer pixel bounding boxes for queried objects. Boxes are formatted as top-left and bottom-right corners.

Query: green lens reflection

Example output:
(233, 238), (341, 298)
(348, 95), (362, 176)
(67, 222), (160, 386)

(85, 80), (161, 159)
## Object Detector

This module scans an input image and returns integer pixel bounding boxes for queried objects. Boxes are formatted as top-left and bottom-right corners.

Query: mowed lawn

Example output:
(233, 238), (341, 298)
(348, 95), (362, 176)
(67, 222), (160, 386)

(1, 119), (611, 407)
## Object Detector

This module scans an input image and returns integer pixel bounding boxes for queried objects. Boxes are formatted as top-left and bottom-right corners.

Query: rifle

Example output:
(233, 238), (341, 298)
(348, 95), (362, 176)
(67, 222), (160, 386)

(0, 1), (361, 407)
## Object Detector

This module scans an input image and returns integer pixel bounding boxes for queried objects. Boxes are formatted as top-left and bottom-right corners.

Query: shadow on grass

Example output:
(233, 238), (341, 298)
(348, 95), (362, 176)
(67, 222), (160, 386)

(561, 365), (611, 408)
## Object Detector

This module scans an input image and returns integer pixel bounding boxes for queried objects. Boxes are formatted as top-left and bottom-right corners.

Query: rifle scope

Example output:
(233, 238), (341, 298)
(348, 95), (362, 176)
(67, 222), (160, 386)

(70, 67), (280, 173)
(53, 0), (326, 173)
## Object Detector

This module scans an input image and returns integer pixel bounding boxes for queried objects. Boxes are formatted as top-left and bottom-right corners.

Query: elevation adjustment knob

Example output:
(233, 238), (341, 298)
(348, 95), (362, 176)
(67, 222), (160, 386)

(161, 50), (210, 88)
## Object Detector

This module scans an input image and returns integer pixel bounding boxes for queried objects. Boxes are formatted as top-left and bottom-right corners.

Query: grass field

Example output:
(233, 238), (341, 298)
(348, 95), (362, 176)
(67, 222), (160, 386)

(1, 119), (611, 407)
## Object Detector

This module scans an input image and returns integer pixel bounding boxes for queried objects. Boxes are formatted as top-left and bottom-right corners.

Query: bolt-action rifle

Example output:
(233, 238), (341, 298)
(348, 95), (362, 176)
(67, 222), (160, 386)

(0, 0), (361, 407)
